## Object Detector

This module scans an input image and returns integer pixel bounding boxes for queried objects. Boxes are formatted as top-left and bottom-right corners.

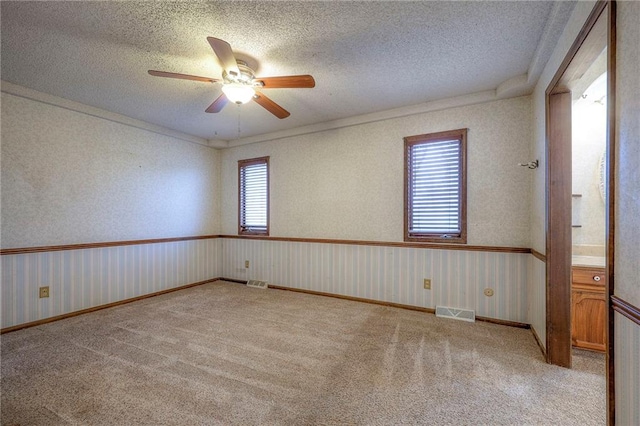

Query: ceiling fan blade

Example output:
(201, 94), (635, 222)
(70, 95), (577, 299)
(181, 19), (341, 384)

(148, 70), (219, 83)
(253, 91), (290, 119)
(205, 93), (228, 113)
(255, 75), (316, 89)
(207, 37), (240, 79)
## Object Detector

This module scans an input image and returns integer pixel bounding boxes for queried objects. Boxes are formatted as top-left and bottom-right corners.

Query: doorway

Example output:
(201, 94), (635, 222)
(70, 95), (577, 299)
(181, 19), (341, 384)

(545, 0), (614, 423)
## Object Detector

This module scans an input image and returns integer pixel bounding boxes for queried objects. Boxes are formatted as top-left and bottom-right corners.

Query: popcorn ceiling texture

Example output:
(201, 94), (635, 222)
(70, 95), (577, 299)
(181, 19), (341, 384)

(0, 1), (573, 140)
(221, 96), (532, 248)
(0, 92), (221, 249)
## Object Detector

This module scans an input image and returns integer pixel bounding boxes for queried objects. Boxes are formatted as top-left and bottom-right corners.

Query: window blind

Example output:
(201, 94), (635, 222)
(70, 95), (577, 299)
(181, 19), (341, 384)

(408, 139), (461, 237)
(239, 159), (268, 234)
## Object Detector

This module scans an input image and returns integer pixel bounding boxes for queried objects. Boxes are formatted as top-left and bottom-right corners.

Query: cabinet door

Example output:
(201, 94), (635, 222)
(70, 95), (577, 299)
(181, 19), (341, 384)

(571, 288), (606, 352)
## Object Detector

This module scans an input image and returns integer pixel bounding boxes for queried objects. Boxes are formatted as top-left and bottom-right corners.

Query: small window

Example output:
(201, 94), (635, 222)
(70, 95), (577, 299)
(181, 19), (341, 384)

(404, 129), (467, 243)
(238, 157), (269, 235)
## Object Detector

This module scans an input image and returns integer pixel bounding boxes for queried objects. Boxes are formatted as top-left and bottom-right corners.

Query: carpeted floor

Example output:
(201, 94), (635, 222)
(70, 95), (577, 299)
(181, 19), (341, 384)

(1, 280), (605, 425)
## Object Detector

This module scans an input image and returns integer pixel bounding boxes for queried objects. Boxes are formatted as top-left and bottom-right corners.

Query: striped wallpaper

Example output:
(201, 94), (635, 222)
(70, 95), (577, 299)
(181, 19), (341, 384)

(528, 257), (547, 349)
(1, 238), (221, 329)
(615, 312), (640, 425)
(3, 235), (637, 423)
(221, 238), (529, 323)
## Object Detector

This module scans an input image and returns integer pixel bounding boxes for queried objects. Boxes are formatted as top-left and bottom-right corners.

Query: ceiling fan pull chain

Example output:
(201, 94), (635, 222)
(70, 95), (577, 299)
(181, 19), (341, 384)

(237, 104), (241, 139)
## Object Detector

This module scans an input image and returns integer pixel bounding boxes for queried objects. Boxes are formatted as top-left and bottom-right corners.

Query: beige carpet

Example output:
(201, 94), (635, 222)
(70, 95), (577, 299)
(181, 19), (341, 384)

(1, 280), (605, 425)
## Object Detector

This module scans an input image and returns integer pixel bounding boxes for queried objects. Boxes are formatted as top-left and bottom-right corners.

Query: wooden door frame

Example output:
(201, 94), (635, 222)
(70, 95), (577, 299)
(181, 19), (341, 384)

(544, 0), (616, 423)
(545, 90), (573, 368)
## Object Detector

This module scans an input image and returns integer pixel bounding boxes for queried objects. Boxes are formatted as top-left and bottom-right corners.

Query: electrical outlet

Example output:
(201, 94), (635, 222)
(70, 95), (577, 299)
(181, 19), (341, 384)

(245, 260), (250, 268)
(39, 286), (50, 298)
(484, 288), (494, 297)
(423, 279), (431, 290)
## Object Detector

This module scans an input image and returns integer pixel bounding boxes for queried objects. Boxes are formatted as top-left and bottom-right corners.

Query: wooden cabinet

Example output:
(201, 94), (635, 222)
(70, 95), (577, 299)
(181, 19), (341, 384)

(571, 266), (606, 352)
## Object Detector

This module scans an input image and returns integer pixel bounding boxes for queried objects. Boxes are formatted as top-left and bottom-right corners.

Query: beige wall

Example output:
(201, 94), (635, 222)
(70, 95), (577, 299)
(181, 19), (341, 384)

(615, 0), (640, 308)
(527, 0), (638, 421)
(221, 96), (532, 248)
(614, 2), (640, 422)
(530, 1), (599, 254)
(527, 0), (599, 350)
(1, 90), (221, 248)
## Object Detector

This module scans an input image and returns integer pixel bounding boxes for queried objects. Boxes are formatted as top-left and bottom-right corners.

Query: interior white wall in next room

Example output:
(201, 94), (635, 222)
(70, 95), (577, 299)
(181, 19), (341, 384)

(572, 74), (606, 253)
(221, 96), (532, 248)
(1, 88), (221, 249)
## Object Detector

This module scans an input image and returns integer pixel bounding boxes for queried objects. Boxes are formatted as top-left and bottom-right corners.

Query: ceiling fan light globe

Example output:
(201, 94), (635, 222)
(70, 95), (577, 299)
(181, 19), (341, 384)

(222, 83), (255, 104)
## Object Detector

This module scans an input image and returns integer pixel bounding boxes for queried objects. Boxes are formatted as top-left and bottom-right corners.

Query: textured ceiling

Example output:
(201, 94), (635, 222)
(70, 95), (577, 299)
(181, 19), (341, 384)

(1, 1), (575, 142)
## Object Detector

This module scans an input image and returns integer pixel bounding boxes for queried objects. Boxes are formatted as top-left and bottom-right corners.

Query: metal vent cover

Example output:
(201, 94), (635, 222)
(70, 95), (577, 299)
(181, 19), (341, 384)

(246, 280), (268, 290)
(435, 306), (475, 322)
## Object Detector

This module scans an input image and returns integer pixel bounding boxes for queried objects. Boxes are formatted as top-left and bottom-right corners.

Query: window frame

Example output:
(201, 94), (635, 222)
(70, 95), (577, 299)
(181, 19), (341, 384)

(238, 156), (270, 236)
(404, 128), (467, 244)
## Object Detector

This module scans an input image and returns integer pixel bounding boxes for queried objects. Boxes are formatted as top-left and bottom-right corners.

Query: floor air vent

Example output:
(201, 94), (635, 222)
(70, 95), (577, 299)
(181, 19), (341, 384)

(246, 280), (268, 290)
(435, 306), (475, 322)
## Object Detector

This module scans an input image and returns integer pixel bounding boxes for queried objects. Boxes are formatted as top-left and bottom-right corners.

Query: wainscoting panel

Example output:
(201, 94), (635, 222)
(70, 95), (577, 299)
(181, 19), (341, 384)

(1, 238), (221, 329)
(528, 256), (547, 350)
(221, 238), (528, 322)
(615, 312), (640, 425)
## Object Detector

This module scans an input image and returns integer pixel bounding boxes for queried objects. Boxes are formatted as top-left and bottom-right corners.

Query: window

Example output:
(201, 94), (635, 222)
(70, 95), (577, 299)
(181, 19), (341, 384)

(404, 129), (467, 243)
(238, 157), (269, 235)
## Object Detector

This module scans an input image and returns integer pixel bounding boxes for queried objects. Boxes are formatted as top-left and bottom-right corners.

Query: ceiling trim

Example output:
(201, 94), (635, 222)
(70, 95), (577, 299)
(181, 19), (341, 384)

(220, 2), (578, 150)
(527, 1), (578, 86)
(0, 81), (221, 149)
(223, 89), (514, 148)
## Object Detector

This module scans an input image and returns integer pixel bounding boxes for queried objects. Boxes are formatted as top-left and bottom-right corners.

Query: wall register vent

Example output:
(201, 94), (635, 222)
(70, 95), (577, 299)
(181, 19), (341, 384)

(435, 306), (475, 322)
(247, 280), (268, 290)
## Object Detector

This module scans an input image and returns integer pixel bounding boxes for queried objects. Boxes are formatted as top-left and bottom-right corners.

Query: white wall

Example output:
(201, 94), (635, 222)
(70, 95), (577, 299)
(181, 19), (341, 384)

(571, 74), (607, 253)
(221, 96), (533, 248)
(1, 90), (221, 249)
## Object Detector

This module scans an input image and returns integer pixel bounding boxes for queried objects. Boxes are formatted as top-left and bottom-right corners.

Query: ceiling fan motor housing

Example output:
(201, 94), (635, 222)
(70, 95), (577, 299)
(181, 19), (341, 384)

(223, 60), (260, 86)
(148, 37), (308, 118)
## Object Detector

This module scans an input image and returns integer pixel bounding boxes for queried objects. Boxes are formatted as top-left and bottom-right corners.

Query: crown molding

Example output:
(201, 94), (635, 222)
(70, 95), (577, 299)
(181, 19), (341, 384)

(226, 89), (511, 147)
(527, 1), (579, 86)
(1, 81), (213, 148)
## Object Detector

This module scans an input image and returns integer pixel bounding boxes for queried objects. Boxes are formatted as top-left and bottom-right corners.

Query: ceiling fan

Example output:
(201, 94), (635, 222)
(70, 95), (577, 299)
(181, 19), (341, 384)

(148, 37), (315, 119)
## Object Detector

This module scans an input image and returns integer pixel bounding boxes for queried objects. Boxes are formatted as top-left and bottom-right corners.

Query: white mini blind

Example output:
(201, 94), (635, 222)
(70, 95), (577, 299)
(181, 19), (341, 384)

(239, 158), (268, 234)
(408, 138), (461, 237)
